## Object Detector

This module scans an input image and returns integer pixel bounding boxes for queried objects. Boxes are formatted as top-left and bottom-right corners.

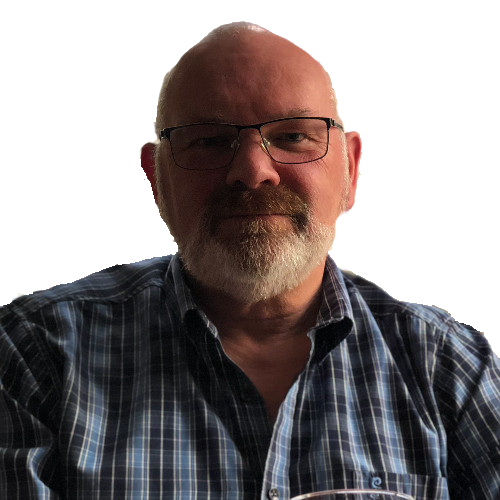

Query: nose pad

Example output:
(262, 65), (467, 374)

(261, 137), (271, 156)
(230, 138), (240, 153)
(230, 135), (271, 161)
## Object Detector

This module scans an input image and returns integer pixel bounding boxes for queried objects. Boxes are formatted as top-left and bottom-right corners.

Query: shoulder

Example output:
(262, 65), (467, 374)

(0, 256), (175, 325)
(342, 269), (467, 328)
(341, 270), (500, 427)
(340, 269), (490, 358)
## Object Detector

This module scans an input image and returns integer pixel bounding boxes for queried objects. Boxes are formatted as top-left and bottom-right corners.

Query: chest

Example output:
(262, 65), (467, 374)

(60, 340), (448, 499)
(221, 334), (312, 421)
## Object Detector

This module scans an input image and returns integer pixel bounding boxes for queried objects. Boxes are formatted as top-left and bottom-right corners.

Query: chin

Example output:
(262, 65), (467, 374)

(179, 220), (335, 303)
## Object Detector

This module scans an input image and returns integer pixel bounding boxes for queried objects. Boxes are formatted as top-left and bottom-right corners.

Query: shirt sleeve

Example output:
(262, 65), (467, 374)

(434, 321), (500, 498)
(0, 304), (62, 499)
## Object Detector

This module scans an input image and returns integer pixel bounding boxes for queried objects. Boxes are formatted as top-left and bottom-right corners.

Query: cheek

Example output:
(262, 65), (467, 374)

(162, 176), (206, 233)
(282, 163), (346, 226)
(156, 152), (224, 236)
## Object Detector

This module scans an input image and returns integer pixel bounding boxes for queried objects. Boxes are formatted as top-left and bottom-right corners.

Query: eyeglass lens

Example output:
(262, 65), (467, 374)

(169, 118), (329, 170)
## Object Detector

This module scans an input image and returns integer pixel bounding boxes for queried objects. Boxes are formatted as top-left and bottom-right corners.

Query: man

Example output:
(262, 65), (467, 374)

(0, 22), (499, 500)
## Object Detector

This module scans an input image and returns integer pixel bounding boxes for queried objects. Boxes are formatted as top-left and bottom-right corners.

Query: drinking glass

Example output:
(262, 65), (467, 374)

(290, 489), (415, 500)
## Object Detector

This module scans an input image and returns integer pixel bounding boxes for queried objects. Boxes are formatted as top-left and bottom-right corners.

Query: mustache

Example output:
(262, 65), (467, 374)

(204, 185), (310, 232)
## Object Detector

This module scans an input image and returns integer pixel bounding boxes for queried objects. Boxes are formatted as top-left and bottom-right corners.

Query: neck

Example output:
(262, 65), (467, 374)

(188, 260), (326, 343)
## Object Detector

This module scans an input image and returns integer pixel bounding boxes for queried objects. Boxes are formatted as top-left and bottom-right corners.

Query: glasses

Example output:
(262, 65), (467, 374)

(159, 117), (343, 170)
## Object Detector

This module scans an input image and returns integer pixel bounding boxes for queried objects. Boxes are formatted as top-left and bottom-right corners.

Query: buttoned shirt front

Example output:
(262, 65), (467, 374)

(0, 255), (499, 499)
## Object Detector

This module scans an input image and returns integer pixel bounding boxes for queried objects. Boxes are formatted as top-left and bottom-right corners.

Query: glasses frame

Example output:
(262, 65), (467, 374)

(159, 117), (344, 170)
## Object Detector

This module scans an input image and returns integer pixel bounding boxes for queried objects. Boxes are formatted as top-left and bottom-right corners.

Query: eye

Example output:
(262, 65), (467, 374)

(275, 132), (307, 143)
(184, 135), (234, 150)
(191, 135), (233, 149)
(268, 130), (313, 151)
(174, 127), (236, 152)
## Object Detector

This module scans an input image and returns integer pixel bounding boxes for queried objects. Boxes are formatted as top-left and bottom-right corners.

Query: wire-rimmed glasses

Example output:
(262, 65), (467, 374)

(159, 117), (343, 170)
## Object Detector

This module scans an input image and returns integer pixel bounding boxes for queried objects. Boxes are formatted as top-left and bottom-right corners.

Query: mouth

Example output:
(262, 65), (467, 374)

(216, 211), (298, 224)
(210, 212), (303, 240)
(219, 212), (290, 218)
(219, 209), (290, 218)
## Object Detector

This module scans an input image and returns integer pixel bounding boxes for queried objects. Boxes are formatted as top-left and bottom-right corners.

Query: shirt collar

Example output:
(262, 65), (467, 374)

(167, 253), (353, 337)
(169, 254), (199, 316)
(316, 255), (354, 329)
(310, 256), (354, 360)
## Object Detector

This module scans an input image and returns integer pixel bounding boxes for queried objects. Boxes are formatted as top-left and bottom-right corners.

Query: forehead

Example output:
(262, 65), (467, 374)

(163, 30), (334, 126)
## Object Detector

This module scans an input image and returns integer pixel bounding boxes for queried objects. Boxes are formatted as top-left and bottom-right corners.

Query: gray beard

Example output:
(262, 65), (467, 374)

(178, 212), (336, 303)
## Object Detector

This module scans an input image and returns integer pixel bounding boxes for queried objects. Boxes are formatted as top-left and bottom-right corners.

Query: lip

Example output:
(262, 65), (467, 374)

(218, 213), (290, 218)
(217, 214), (293, 224)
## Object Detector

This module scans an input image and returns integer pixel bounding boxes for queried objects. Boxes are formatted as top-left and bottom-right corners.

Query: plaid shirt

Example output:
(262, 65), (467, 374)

(1, 255), (499, 499)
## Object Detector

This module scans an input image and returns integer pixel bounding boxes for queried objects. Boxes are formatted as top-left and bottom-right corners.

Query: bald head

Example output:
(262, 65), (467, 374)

(156, 22), (340, 137)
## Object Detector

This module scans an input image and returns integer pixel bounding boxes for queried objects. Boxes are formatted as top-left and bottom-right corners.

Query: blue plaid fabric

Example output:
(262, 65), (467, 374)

(1, 255), (499, 499)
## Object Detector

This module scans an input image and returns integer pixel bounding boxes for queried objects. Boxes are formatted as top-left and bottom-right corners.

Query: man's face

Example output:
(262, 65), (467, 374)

(155, 29), (360, 301)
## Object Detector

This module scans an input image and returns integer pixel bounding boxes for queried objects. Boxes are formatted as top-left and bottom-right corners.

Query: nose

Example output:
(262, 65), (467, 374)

(225, 131), (281, 189)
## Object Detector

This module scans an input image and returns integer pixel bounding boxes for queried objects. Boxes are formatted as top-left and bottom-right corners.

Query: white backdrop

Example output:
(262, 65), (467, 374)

(1, 1), (498, 355)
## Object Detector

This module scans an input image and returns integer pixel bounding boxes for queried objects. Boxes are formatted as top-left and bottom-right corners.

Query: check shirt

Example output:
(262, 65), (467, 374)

(1, 255), (499, 499)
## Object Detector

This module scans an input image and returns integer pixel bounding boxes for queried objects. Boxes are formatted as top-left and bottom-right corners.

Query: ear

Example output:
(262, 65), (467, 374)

(140, 142), (158, 204)
(344, 131), (362, 211)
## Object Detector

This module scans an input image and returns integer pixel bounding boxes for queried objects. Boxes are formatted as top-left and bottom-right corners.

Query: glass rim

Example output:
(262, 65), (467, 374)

(159, 116), (343, 139)
(290, 489), (415, 500)
(159, 116), (343, 170)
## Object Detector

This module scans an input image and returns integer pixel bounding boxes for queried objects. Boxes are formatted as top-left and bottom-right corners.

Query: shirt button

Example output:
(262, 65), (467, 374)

(268, 487), (280, 499)
(369, 476), (383, 498)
